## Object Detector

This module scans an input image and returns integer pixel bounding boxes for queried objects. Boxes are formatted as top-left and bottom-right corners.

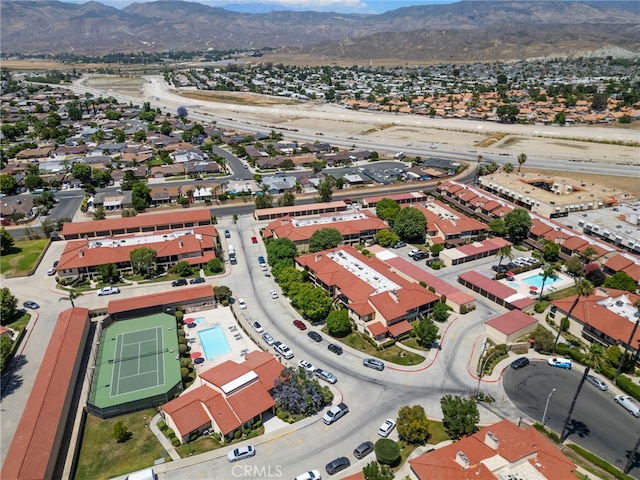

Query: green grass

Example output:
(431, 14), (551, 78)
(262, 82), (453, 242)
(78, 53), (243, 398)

(4, 311), (31, 330)
(340, 332), (425, 366)
(400, 337), (429, 351)
(546, 285), (579, 301)
(75, 409), (170, 480)
(175, 426), (264, 458)
(427, 420), (451, 444)
(0, 239), (49, 277)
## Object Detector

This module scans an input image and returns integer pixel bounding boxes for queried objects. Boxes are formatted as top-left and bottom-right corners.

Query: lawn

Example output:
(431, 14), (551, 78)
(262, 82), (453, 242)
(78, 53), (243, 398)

(75, 409), (170, 480)
(400, 337), (429, 351)
(0, 239), (49, 277)
(339, 332), (425, 366)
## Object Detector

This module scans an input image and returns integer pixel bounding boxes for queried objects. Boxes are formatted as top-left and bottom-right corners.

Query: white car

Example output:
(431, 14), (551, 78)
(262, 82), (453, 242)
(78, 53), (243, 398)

(295, 470), (321, 480)
(378, 418), (396, 437)
(270, 290), (279, 299)
(47, 267), (56, 276)
(274, 341), (294, 359)
(227, 445), (256, 462)
(252, 321), (264, 333)
(238, 298), (247, 309)
(298, 359), (316, 373)
(322, 402), (349, 425)
(97, 286), (120, 296)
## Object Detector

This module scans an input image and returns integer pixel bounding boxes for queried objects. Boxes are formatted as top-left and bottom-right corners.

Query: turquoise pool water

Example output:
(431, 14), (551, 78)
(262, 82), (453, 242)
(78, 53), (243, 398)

(522, 273), (561, 289)
(198, 325), (231, 360)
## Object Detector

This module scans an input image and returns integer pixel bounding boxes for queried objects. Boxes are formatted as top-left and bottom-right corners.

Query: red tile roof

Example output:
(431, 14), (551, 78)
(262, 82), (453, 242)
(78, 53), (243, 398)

(161, 385), (216, 436)
(387, 320), (413, 337)
(199, 360), (251, 388)
(362, 191), (428, 206)
(458, 271), (535, 310)
(485, 310), (538, 335)
(108, 285), (214, 314)
(605, 254), (634, 272)
(367, 321), (388, 336)
(562, 236), (588, 251)
(243, 351), (284, 391)
(2, 308), (90, 480)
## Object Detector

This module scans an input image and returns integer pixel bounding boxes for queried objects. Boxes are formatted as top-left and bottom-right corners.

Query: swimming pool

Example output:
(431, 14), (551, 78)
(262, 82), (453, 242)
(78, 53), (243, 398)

(198, 325), (231, 360)
(522, 273), (561, 289)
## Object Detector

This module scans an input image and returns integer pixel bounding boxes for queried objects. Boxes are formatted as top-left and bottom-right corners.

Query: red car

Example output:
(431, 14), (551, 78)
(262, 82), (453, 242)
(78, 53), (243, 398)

(251, 236), (258, 244)
(293, 320), (307, 331)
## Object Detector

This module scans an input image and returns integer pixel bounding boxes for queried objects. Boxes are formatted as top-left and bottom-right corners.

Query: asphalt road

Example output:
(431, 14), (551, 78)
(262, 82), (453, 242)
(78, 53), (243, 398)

(504, 361), (640, 477)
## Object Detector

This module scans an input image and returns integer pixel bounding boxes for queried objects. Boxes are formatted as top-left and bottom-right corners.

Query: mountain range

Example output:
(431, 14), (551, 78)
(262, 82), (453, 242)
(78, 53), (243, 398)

(1, 0), (639, 63)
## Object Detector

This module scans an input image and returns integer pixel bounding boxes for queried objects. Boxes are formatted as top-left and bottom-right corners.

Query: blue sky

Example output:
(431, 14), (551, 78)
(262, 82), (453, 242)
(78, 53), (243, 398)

(63, 0), (457, 14)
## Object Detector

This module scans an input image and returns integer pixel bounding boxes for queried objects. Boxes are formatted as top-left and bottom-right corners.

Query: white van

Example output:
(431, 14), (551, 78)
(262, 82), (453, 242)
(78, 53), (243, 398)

(615, 395), (640, 417)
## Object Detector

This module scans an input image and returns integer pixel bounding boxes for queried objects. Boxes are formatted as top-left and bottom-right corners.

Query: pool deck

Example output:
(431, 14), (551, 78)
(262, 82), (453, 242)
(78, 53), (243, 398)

(183, 306), (256, 375)
(497, 267), (575, 298)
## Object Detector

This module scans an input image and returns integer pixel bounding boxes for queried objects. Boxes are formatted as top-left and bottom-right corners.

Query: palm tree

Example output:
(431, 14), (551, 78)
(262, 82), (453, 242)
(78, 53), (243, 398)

(58, 290), (82, 308)
(581, 246), (598, 264)
(614, 299), (640, 382)
(552, 279), (594, 354)
(539, 265), (559, 300)
(496, 245), (513, 267)
(517, 153), (527, 173)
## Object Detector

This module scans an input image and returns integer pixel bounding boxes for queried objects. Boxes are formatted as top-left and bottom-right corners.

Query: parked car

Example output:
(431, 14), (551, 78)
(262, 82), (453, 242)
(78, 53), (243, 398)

(615, 395), (640, 417)
(314, 368), (337, 384)
(323, 403), (349, 425)
(378, 418), (396, 437)
(354, 441), (374, 459)
(586, 375), (608, 391)
(238, 298), (247, 309)
(23, 301), (40, 309)
(294, 470), (321, 480)
(325, 457), (350, 475)
(47, 267), (57, 276)
(251, 236), (258, 244)
(252, 321), (264, 333)
(262, 332), (275, 346)
(274, 341), (294, 359)
(171, 279), (188, 287)
(510, 357), (529, 370)
(328, 343), (343, 355)
(391, 241), (406, 249)
(293, 319), (307, 331)
(307, 331), (322, 342)
(412, 252), (428, 261)
(363, 358), (385, 371)
(227, 445), (256, 462)
(190, 277), (205, 284)
(270, 290), (279, 299)
(224, 230), (231, 238)
(298, 359), (316, 373)
(53, 260), (59, 268)
(547, 357), (572, 369)
(408, 249), (422, 257)
(97, 286), (120, 296)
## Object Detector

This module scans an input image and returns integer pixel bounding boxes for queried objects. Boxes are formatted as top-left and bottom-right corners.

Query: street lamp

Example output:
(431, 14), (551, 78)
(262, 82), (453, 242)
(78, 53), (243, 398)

(541, 388), (556, 426)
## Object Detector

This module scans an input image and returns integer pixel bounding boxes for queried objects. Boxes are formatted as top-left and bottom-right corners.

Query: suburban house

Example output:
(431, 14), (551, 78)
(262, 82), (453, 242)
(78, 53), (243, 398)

(263, 210), (388, 251)
(160, 351), (281, 443)
(261, 175), (297, 194)
(409, 420), (576, 480)
(295, 245), (440, 341)
(412, 200), (489, 247)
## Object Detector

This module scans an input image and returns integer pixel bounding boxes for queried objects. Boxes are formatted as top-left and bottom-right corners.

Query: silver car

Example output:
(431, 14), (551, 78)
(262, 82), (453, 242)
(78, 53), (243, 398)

(227, 445), (256, 462)
(586, 375), (608, 391)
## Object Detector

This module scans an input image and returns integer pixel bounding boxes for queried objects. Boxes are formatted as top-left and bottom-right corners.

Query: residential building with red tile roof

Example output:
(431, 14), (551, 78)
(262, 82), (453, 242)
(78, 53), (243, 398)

(361, 191), (429, 208)
(56, 225), (217, 281)
(2, 308), (90, 480)
(458, 271), (535, 312)
(263, 210), (388, 251)
(409, 420), (576, 480)
(551, 288), (640, 352)
(485, 310), (538, 345)
(411, 200), (488, 247)
(108, 285), (214, 318)
(295, 245), (439, 340)
(604, 254), (640, 282)
(440, 238), (512, 268)
(254, 201), (349, 221)
(160, 351), (280, 443)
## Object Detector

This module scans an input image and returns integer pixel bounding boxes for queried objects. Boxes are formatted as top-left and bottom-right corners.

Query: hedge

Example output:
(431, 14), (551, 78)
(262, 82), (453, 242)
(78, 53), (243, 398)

(567, 444), (634, 480)
(375, 438), (401, 467)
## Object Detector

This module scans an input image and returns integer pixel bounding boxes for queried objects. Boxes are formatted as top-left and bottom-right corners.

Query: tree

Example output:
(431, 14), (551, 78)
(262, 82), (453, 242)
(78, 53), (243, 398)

(213, 285), (233, 303)
(363, 461), (393, 480)
(113, 421), (130, 443)
(92, 168), (112, 188)
(0, 174), (18, 195)
(375, 198), (400, 224)
(24, 174), (43, 191)
(129, 247), (156, 277)
(309, 228), (343, 252)
(552, 279), (593, 354)
(393, 207), (426, 242)
(291, 284), (332, 323)
(273, 266), (303, 296)
(429, 244), (445, 257)
(396, 405), (430, 445)
(603, 271), (638, 293)
(495, 245), (512, 267)
(266, 238), (298, 266)
(96, 263), (119, 284)
(584, 263), (605, 286)
(440, 394), (480, 440)
(172, 261), (193, 277)
(488, 218), (506, 236)
(539, 265), (559, 300)
(581, 247), (598, 263)
(565, 257), (584, 277)
(255, 191), (273, 209)
(206, 257), (224, 274)
(278, 190), (295, 207)
(93, 206), (106, 220)
(316, 177), (335, 203)
(374, 439), (401, 467)
(543, 241), (560, 262)
(58, 290), (82, 308)
(272, 367), (333, 417)
(0, 287), (19, 323)
(72, 163), (92, 183)
(375, 229), (399, 248)
(504, 208), (532, 244)
(502, 162), (514, 173)
(517, 153), (527, 173)
(431, 302), (450, 322)
(326, 309), (352, 336)
(0, 335), (13, 372)
(131, 181), (152, 211)
(415, 318), (440, 348)
(0, 228), (15, 254)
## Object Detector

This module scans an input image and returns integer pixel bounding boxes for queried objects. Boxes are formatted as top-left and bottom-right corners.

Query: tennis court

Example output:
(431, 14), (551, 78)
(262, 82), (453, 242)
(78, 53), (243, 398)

(88, 313), (182, 418)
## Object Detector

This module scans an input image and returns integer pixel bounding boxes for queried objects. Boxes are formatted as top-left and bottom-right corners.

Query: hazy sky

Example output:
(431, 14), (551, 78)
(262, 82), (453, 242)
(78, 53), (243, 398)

(61, 0), (457, 14)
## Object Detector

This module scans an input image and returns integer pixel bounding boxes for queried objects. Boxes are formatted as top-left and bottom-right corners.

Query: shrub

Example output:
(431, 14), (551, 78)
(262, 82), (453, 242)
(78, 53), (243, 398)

(567, 444), (633, 480)
(178, 336), (187, 345)
(617, 375), (640, 401)
(534, 301), (548, 314)
(165, 428), (174, 438)
(177, 329), (186, 337)
(179, 344), (188, 355)
(253, 420), (262, 429)
(375, 438), (401, 466)
(234, 430), (242, 439)
(113, 421), (130, 443)
(175, 311), (184, 324)
(157, 420), (167, 431)
(533, 423), (560, 443)
(181, 367), (189, 379)
(172, 438), (181, 447)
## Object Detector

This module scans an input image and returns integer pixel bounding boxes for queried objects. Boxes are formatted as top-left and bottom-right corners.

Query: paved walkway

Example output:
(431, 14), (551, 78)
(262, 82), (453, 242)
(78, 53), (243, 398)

(150, 414), (181, 461)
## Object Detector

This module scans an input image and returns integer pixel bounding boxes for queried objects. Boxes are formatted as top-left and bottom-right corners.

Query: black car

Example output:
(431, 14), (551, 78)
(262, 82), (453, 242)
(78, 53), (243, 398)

(190, 277), (205, 284)
(325, 457), (350, 475)
(510, 357), (529, 370)
(412, 252), (428, 261)
(307, 331), (322, 343)
(172, 279), (188, 287)
(328, 343), (343, 355)
(353, 441), (374, 459)
(224, 230), (231, 238)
